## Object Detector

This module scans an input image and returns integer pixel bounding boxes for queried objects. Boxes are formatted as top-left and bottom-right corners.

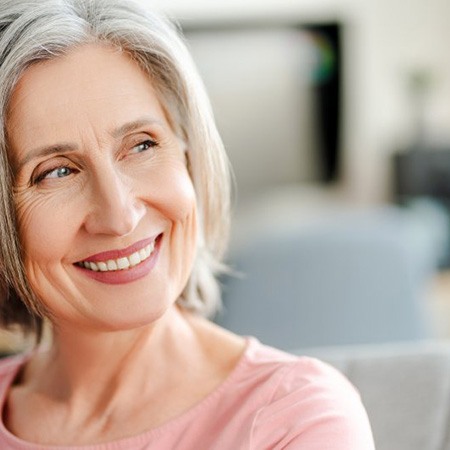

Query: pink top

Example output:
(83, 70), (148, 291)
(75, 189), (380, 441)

(0, 337), (374, 449)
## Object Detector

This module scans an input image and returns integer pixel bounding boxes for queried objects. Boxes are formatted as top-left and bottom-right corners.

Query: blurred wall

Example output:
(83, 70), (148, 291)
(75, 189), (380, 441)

(187, 28), (320, 200)
(143, 0), (450, 204)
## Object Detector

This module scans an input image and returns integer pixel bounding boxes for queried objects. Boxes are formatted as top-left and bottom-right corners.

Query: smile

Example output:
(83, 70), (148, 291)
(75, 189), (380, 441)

(77, 242), (155, 272)
(74, 235), (162, 285)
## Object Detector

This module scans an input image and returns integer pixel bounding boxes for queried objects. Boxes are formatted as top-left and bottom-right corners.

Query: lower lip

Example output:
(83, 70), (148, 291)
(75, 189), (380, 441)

(74, 237), (161, 285)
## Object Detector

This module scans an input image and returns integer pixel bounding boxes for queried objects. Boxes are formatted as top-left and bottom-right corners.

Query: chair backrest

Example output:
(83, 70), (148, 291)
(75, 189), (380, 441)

(301, 341), (450, 450)
(217, 209), (435, 349)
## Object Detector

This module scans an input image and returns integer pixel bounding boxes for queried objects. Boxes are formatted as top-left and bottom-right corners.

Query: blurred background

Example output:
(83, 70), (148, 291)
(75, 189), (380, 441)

(3, 0), (450, 354)
(144, 0), (450, 352)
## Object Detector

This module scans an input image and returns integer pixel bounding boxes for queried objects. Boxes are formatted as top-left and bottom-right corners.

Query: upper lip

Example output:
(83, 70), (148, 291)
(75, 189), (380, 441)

(77, 235), (160, 263)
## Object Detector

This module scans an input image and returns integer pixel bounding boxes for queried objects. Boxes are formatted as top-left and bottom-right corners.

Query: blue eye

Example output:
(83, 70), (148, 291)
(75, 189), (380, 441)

(33, 166), (74, 184)
(130, 139), (157, 154)
(45, 167), (73, 179)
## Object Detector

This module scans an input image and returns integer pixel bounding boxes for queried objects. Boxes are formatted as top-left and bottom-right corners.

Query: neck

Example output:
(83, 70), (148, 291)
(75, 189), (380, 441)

(25, 306), (202, 408)
(9, 307), (246, 444)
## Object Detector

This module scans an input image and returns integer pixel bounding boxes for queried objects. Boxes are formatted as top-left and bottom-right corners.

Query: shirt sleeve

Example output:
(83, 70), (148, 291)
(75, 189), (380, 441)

(249, 357), (375, 450)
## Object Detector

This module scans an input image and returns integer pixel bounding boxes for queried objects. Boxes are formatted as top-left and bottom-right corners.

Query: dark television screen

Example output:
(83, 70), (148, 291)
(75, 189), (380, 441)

(182, 21), (342, 199)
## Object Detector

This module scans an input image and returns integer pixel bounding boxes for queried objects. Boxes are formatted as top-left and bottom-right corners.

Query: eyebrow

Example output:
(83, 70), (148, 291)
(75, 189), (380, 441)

(110, 117), (162, 139)
(15, 143), (77, 173)
(15, 117), (163, 173)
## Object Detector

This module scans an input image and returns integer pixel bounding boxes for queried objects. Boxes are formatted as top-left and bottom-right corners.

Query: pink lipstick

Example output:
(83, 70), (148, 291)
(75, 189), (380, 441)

(74, 234), (162, 285)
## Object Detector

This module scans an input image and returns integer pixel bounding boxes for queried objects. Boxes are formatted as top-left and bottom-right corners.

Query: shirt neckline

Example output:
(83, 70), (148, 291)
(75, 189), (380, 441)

(0, 336), (257, 449)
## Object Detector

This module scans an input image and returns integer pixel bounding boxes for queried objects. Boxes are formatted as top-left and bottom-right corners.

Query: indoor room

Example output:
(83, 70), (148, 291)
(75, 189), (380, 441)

(152, 1), (450, 448)
(0, 0), (449, 448)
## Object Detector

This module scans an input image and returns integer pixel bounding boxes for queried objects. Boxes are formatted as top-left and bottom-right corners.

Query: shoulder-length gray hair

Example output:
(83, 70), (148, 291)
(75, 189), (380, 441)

(0, 0), (231, 336)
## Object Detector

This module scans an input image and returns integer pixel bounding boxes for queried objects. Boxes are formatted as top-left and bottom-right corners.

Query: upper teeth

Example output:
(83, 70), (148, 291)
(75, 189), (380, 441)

(81, 242), (154, 272)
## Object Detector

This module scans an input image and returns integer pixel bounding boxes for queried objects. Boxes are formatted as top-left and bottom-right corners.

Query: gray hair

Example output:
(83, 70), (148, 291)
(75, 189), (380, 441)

(0, 0), (231, 335)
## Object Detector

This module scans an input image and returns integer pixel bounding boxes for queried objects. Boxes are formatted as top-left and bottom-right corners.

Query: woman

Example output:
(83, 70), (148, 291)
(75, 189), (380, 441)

(0, 0), (374, 448)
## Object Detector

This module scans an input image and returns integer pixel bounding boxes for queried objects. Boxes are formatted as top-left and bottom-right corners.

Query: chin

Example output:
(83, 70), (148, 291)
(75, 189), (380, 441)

(93, 302), (174, 332)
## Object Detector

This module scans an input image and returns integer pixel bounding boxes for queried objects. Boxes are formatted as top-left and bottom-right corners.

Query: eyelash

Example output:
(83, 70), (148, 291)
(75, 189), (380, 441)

(31, 138), (159, 186)
(32, 166), (76, 185)
(129, 139), (158, 154)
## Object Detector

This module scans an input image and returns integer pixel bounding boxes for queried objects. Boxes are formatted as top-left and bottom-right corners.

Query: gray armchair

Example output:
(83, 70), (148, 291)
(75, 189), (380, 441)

(303, 340), (450, 450)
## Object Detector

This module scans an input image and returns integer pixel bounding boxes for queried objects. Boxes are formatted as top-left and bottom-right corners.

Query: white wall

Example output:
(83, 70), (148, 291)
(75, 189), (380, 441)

(143, 0), (450, 204)
(187, 28), (320, 199)
(343, 0), (450, 203)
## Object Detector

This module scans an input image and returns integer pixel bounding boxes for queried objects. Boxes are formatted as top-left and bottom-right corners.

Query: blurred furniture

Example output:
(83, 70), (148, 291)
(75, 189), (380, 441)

(393, 148), (450, 266)
(393, 148), (450, 207)
(429, 270), (450, 339)
(217, 206), (441, 350)
(301, 340), (450, 450)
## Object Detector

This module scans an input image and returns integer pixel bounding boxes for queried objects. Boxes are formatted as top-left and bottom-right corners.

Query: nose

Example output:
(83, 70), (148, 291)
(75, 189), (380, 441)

(84, 166), (145, 237)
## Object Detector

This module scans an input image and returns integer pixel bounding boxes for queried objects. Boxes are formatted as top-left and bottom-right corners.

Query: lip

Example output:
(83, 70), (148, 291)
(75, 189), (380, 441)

(74, 234), (162, 285)
(78, 235), (160, 263)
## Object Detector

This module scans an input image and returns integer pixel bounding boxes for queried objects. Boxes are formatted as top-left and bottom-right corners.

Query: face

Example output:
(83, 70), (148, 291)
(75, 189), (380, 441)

(7, 44), (197, 332)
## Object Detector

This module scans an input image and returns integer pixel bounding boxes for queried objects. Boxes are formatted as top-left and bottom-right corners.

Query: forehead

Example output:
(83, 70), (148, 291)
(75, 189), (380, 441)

(7, 44), (170, 152)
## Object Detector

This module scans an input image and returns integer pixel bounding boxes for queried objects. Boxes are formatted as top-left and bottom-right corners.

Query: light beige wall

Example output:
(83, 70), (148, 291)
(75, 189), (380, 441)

(343, 0), (450, 203)
(143, 0), (450, 204)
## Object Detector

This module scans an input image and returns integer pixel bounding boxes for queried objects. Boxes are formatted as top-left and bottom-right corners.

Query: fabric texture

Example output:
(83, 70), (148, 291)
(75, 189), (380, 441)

(0, 337), (374, 449)
(305, 340), (450, 450)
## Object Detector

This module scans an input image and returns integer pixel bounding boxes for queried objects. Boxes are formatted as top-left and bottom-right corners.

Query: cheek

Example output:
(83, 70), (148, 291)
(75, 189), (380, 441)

(15, 190), (76, 265)
(148, 164), (198, 277)
(165, 173), (197, 223)
(165, 168), (198, 252)
(139, 157), (197, 223)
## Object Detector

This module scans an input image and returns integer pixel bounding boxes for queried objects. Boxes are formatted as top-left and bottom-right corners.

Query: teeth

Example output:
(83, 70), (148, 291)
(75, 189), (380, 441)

(117, 257), (130, 270)
(80, 243), (155, 272)
(106, 260), (118, 271)
(129, 251), (141, 267)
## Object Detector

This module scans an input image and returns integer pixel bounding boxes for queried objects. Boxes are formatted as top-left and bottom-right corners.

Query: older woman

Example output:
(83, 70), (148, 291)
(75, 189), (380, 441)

(0, 0), (374, 448)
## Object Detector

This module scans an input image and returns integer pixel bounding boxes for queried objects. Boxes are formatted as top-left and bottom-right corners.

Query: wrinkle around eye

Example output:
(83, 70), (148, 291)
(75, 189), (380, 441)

(15, 187), (51, 234)
(15, 177), (87, 240)
(14, 167), (86, 202)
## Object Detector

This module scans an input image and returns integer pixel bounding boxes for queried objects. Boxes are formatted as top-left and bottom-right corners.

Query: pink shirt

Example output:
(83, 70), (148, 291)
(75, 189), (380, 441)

(0, 337), (374, 449)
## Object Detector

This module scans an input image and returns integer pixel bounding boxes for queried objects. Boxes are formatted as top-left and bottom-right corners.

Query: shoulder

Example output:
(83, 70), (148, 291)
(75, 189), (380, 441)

(242, 337), (357, 396)
(244, 339), (375, 449)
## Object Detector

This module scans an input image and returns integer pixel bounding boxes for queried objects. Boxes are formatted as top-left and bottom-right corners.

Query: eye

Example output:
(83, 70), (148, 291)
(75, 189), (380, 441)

(46, 167), (73, 179)
(130, 139), (158, 154)
(34, 166), (75, 184)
